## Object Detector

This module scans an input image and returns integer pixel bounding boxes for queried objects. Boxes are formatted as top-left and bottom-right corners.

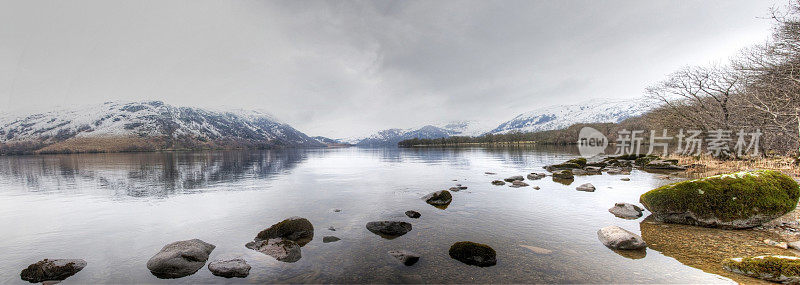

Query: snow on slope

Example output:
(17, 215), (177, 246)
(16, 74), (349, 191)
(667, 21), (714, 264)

(0, 101), (322, 147)
(490, 98), (653, 134)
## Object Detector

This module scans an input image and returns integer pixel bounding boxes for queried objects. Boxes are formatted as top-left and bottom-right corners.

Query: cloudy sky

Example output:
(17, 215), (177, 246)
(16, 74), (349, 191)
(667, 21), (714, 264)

(0, 0), (782, 138)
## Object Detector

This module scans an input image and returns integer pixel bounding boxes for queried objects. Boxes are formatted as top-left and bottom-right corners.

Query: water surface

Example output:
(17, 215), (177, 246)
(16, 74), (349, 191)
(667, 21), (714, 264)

(0, 147), (736, 283)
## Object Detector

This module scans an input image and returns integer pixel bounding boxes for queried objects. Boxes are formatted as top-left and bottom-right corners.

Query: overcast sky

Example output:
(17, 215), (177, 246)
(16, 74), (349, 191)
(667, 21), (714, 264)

(0, 0), (782, 138)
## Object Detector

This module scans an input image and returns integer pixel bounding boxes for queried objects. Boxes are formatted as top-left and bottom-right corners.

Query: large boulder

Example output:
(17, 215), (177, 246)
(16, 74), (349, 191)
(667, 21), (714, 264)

(597, 226), (646, 250)
(448, 241), (497, 267)
(20, 259), (87, 283)
(366, 221), (412, 238)
(422, 190), (452, 206)
(640, 170), (800, 229)
(207, 258), (250, 278)
(608, 203), (644, 219)
(146, 239), (215, 279)
(722, 255), (800, 284)
(252, 217), (315, 246)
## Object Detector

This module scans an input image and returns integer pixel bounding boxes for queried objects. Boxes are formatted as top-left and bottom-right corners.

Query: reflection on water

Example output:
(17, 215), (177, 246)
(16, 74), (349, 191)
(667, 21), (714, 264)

(0, 147), (742, 284)
(0, 150), (306, 197)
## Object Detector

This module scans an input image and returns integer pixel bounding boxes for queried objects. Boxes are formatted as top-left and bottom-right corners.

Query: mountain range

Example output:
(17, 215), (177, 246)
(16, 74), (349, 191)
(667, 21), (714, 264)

(0, 101), (322, 154)
(0, 98), (654, 153)
(343, 98), (653, 146)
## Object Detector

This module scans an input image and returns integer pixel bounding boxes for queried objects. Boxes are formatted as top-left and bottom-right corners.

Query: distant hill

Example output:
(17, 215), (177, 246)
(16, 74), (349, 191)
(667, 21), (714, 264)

(0, 101), (323, 154)
(344, 121), (494, 147)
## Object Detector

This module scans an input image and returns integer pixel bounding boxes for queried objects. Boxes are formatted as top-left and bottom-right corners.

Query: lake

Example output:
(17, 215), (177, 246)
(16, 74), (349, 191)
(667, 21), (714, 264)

(0, 147), (736, 283)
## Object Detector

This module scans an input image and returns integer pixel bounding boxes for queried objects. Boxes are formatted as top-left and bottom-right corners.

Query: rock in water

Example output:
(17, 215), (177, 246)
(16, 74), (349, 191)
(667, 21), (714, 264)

(20, 259), (87, 283)
(510, 180), (529, 188)
(640, 170), (800, 229)
(323, 236), (341, 243)
(620, 177), (630, 181)
(146, 239), (215, 279)
(644, 159), (687, 170)
(388, 250), (420, 266)
(576, 183), (596, 192)
(608, 203), (644, 219)
(448, 241), (497, 267)
(246, 238), (302, 262)
(207, 258), (250, 278)
(366, 221), (412, 238)
(405, 210), (421, 219)
(552, 170), (574, 180)
(246, 217), (314, 262)
(491, 180), (506, 186)
(722, 255), (800, 284)
(597, 226), (646, 250)
(422, 190), (452, 206)
(504, 175), (524, 182)
(527, 173), (546, 180)
(252, 217), (315, 246)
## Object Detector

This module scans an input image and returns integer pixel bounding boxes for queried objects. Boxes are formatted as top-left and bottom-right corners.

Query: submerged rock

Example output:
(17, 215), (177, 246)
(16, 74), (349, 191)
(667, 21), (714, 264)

(246, 238), (301, 262)
(366, 221), (412, 238)
(576, 183), (596, 192)
(519, 245), (553, 255)
(532, 186), (540, 190)
(422, 190), (452, 206)
(597, 226), (646, 250)
(491, 180), (506, 186)
(323, 236), (341, 243)
(405, 210), (421, 219)
(20, 259), (87, 283)
(207, 258), (250, 278)
(485, 172), (496, 175)
(722, 255), (800, 284)
(448, 241), (497, 267)
(253, 217), (315, 246)
(552, 170), (574, 180)
(147, 239), (215, 279)
(620, 177), (631, 181)
(608, 203), (644, 219)
(504, 175), (525, 182)
(764, 239), (789, 249)
(388, 250), (420, 266)
(640, 170), (800, 229)
(527, 173), (546, 180)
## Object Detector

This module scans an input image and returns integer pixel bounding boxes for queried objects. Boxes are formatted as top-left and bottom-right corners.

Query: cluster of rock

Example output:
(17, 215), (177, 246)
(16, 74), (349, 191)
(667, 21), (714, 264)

(488, 173), (541, 189)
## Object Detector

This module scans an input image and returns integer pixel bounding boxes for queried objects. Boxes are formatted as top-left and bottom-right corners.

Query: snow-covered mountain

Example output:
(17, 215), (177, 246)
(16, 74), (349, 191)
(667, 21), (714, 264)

(0, 101), (322, 153)
(346, 121), (493, 146)
(490, 98), (653, 134)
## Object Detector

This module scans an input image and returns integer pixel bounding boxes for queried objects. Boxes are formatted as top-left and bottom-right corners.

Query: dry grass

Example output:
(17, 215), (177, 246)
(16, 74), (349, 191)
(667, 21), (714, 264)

(36, 136), (162, 154)
(665, 154), (800, 179)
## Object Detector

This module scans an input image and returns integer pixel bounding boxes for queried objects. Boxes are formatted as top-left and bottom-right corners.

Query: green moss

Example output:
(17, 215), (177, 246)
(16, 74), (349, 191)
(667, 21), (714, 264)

(723, 256), (800, 279)
(566, 157), (587, 167)
(640, 170), (800, 224)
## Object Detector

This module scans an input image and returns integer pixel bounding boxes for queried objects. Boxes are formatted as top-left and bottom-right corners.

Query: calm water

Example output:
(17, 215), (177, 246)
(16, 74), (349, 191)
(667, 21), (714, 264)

(0, 147), (734, 284)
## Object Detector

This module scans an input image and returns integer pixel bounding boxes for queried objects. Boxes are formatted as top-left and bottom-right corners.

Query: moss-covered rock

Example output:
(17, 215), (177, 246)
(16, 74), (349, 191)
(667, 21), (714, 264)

(544, 157), (587, 172)
(639, 170), (800, 229)
(722, 255), (800, 284)
(448, 241), (497, 267)
(552, 170), (574, 180)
